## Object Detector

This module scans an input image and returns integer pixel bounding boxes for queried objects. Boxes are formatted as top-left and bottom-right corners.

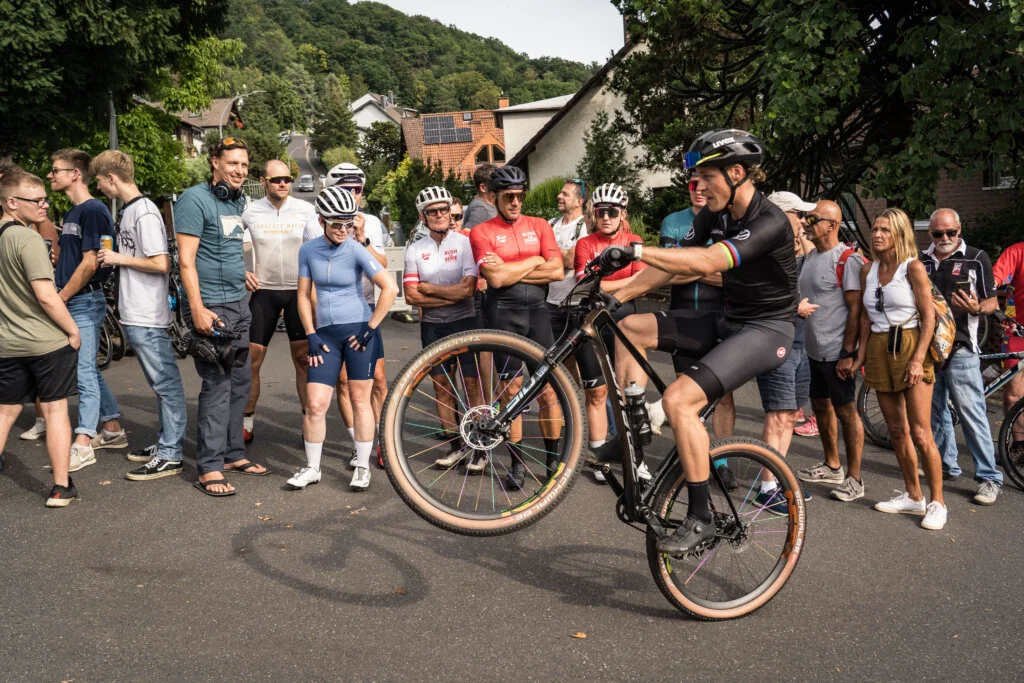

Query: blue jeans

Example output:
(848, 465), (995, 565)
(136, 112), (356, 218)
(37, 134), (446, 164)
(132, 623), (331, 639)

(66, 289), (120, 438)
(124, 325), (187, 462)
(932, 349), (1003, 484)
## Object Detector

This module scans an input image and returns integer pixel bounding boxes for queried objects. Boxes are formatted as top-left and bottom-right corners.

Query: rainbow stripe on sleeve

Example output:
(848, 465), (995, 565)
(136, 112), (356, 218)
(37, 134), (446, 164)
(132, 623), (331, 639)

(715, 240), (741, 269)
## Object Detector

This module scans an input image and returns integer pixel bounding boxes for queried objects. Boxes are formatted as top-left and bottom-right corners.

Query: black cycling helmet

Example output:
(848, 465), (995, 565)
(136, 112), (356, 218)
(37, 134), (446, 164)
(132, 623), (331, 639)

(684, 129), (765, 209)
(487, 165), (528, 192)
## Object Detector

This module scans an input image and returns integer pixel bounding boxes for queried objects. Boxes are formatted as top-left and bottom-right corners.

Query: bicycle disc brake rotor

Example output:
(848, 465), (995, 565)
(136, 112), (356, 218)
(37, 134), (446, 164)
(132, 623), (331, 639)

(460, 404), (505, 451)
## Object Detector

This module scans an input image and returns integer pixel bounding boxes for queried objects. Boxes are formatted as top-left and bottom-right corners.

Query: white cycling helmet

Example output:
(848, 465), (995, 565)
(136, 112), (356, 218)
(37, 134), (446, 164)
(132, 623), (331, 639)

(416, 186), (454, 213)
(326, 162), (365, 188)
(591, 183), (628, 207)
(315, 186), (360, 219)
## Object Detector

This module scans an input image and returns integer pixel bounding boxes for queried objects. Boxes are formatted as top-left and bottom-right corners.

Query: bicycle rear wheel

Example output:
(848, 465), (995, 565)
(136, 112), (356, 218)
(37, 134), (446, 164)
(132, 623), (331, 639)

(382, 329), (586, 536)
(97, 321), (113, 371)
(646, 438), (806, 620)
(857, 383), (892, 449)
(997, 396), (1024, 490)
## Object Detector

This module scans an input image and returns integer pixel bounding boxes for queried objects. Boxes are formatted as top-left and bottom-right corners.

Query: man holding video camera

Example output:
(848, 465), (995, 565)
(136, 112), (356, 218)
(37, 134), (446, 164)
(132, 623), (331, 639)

(174, 137), (268, 497)
(920, 207), (1003, 506)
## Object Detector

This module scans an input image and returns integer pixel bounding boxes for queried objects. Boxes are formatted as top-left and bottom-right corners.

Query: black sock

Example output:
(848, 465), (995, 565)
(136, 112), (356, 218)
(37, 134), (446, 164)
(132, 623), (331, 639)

(544, 438), (561, 463)
(686, 478), (713, 524)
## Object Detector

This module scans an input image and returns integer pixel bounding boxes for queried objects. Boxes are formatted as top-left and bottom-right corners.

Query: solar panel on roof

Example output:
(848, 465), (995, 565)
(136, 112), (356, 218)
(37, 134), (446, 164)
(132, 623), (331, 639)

(423, 115), (471, 145)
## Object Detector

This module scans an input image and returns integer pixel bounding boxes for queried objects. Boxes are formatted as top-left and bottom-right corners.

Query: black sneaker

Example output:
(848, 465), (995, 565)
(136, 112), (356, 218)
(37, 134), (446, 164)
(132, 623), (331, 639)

(505, 461), (526, 490)
(126, 458), (184, 481)
(586, 440), (620, 464)
(46, 478), (78, 507)
(127, 444), (158, 463)
(716, 464), (738, 491)
(655, 515), (716, 556)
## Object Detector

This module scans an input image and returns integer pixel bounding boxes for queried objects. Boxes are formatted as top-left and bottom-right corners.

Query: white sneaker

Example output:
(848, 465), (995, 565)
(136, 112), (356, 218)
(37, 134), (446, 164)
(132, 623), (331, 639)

(286, 466), (321, 490)
(921, 501), (948, 530)
(637, 461), (652, 483)
(646, 400), (667, 436)
(19, 418), (46, 440)
(350, 466), (370, 490)
(349, 449), (358, 468)
(69, 444), (96, 472)
(434, 450), (465, 468)
(873, 490), (927, 515)
(464, 452), (489, 473)
(594, 468), (607, 484)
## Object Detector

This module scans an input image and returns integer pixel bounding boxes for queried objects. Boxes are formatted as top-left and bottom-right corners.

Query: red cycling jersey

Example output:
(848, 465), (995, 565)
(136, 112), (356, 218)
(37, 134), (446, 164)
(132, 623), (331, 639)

(994, 241), (1024, 324)
(469, 214), (560, 267)
(574, 229), (647, 281)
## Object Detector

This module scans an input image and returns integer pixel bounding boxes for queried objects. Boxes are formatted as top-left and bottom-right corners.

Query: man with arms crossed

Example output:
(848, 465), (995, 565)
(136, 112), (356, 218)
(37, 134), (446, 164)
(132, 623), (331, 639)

(91, 150), (189, 481)
(0, 171), (81, 506)
(241, 160), (320, 443)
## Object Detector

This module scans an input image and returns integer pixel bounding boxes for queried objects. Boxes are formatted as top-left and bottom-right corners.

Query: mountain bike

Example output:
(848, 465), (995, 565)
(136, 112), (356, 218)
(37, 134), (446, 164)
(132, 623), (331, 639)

(381, 249), (806, 620)
(167, 238), (192, 358)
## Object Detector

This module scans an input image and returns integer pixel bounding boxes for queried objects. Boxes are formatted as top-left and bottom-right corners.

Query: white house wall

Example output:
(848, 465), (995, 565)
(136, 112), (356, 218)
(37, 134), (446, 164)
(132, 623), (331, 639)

(502, 110), (561, 160)
(353, 106), (398, 133)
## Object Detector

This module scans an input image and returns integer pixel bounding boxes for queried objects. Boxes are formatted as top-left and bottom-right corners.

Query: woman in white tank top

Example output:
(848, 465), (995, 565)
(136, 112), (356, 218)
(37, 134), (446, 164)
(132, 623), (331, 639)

(851, 208), (948, 530)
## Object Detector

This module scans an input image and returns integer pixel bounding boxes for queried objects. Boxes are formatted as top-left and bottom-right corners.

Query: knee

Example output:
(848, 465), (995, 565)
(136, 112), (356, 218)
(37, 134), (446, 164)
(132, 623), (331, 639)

(909, 424), (934, 449)
(886, 419), (909, 441)
(586, 386), (607, 406)
(305, 395), (330, 417)
(765, 410), (796, 431)
(663, 382), (701, 418)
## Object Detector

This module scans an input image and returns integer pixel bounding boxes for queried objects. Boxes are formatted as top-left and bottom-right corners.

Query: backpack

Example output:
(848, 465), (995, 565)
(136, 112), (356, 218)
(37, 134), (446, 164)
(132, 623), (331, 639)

(834, 244), (857, 288)
(928, 282), (957, 364)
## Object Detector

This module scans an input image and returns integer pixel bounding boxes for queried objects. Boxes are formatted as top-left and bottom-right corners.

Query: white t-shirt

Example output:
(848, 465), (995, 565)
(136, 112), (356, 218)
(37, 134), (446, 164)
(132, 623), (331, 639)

(242, 196), (320, 289)
(546, 214), (587, 304)
(116, 196), (172, 328)
(361, 213), (387, 304)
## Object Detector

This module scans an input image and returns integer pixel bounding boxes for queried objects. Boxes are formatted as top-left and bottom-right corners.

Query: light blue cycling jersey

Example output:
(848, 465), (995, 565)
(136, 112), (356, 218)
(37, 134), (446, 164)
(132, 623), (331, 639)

(298, 236), (384, 327)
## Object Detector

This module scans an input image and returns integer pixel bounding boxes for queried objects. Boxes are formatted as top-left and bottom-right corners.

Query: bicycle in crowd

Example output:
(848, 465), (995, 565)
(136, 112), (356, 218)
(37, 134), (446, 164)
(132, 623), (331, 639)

(380, 247), (806, 620)
(858, 311), (1024, 489)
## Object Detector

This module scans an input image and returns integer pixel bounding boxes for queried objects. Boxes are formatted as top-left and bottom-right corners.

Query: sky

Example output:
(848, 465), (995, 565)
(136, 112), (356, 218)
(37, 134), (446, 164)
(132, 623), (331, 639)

(355, 0), (625, 65)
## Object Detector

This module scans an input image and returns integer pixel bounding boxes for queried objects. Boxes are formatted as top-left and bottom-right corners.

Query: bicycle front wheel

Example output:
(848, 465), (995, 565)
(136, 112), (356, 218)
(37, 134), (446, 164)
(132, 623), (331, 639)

(97, 321), (113, 371)
(382, 329), (586, 536)
(857, 383), (892, 449)
(646, 438), (806, 620)
(997, 396), (1024, 490)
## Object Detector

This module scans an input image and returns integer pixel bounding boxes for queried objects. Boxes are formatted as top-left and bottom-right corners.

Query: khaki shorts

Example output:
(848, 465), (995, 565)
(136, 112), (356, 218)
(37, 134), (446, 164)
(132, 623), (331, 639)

(864, 329), (935, 393)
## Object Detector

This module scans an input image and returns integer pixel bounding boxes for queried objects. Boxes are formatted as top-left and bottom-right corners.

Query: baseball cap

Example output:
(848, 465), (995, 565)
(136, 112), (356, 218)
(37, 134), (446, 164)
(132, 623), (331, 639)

(766, 191), (817, 213)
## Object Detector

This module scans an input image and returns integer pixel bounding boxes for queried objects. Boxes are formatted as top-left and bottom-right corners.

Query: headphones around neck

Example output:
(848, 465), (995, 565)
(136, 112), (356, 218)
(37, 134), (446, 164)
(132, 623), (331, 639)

(211, 180), (243, 202)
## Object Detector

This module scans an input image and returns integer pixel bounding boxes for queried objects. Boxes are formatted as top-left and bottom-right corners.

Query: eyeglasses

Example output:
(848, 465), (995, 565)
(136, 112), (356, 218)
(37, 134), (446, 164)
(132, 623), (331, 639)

(451, 213), (463, 221)
(688, 180), (698, 192)
(595, 207), (622, 219)
(424, 206), (451, 218)
(324, 219), (355, 230)
(340, 185), (363, 195)
(930, 229), (958, 239)
(499, 191), (524, 202)
(11, 196), (50, 207)
(266, 176), (293, 184)
(50, 167), (76, 175)
(875, 286), (885, 312)
(804, 215), (836, 227)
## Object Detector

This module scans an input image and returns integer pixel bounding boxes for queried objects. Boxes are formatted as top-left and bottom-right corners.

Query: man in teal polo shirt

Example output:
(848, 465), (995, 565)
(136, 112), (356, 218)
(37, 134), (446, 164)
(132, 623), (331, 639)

(174, 137), (269, 497)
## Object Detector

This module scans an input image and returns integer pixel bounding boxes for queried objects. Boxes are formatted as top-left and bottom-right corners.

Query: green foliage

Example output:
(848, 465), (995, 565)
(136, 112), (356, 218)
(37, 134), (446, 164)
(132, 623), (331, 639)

(108, 106), (188, 197)
(612, 0), (1024, 219)
(358, 123), (403, 168)
(970, 195), (1024, 261)
(321, 146), (360, 169)
(183, 156), (211, 188)
(368, 157), (468, 231)
(310, 74), (358, 153)
(163, 37), (246, 114)
(574, 111), (640, 200)
(523, 176), (567, 221)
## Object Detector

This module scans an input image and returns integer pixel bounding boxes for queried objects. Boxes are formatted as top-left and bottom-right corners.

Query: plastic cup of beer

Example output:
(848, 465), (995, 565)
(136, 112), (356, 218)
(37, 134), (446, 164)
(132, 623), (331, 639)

(100, 235), (113, 251)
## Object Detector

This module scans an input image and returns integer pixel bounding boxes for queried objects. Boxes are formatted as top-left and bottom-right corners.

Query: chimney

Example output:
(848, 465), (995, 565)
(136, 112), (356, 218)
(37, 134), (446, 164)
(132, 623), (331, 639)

(498, 96), (510, 109)
(387, 90), (395, 107)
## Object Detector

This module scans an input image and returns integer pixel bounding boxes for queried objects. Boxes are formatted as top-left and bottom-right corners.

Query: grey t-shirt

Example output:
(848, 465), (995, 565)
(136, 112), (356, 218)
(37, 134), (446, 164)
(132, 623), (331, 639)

(799, 243), (864, 362)
(117, 196), (172, 328)
(462, 197), (497, 230)
(546, 215), (586, 305)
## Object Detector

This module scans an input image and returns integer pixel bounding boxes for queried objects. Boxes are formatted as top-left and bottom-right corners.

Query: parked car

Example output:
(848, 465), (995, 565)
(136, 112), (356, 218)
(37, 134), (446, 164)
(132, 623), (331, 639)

(297, 174), (315, 192)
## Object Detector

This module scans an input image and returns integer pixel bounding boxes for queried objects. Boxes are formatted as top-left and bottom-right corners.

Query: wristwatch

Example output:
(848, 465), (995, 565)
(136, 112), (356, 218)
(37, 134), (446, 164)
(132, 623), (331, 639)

(362, 238), (371, 246)
(839, 348), (854, 360)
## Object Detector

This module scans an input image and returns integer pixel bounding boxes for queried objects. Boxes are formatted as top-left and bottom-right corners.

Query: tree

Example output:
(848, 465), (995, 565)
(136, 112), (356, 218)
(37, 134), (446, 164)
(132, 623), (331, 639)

(612, 0), (1024, 221)
(310, 74), (358, 153)
(358, 123), (402, 168)
(368, 157), (467, 232)
(321, 146), (360, 169)
(575, 111), (639, 200)
(1, 0), (230, 158)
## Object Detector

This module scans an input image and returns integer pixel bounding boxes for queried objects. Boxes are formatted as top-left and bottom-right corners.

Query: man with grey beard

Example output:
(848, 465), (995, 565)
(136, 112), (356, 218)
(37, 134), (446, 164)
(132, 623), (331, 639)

(920, 208), (1003, 505)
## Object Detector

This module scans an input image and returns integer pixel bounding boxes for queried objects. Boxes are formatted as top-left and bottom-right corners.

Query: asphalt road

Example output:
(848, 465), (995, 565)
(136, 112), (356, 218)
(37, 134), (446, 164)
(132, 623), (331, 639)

(2, 306), (1023, 681)
(288, 134), (323, 200)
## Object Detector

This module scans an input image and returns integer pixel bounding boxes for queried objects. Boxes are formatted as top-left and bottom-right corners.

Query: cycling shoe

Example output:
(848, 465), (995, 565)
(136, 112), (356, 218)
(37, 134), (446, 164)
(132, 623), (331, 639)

(655, 515), (716, 556)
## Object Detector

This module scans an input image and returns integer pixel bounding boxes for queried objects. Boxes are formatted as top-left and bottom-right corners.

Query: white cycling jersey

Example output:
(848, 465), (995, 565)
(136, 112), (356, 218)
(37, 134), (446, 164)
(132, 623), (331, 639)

(403, 230), (478, 323)
(242, 196), (320, 289)
(361, 212), (387, 304)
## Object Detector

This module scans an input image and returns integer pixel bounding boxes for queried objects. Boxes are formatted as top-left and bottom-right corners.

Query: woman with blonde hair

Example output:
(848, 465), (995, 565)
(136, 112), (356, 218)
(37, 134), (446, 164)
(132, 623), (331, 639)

(851, 208), (947, 529)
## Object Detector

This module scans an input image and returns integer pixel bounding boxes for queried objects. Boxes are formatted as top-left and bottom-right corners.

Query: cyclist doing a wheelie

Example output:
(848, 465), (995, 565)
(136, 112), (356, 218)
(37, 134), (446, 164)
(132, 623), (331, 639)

(607, 129), (798, 555)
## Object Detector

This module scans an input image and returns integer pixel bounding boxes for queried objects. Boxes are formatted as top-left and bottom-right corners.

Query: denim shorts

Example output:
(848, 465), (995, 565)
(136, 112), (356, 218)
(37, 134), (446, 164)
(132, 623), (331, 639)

(756, 346), (810, 412)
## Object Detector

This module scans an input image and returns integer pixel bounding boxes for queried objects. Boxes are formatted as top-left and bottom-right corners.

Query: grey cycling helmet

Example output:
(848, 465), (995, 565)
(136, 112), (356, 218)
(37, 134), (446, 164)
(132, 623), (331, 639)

(315, 186), (360, 219)
(416, 186), (454, 212)
(326, 162), (366, 188)
(591, 183), (628, 207)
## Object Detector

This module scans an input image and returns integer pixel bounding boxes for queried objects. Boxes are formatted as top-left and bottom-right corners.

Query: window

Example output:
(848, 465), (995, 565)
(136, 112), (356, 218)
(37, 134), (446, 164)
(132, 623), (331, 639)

(462, 112), (473, 122)
(475, 147), (490, 163)
(491, 146), (506, 162)
(983, 156), (1019, 190)
(474, 145), (507, 164)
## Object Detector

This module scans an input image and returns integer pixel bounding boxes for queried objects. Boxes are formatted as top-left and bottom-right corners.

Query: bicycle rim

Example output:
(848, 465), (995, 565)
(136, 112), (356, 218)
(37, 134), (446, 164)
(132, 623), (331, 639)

(97, 323), (113, 371)
(997, 397), (1024, 490)
(382, 329), (586, 536)
(857, 383), (892, 449)
(646, 438), (805, 620)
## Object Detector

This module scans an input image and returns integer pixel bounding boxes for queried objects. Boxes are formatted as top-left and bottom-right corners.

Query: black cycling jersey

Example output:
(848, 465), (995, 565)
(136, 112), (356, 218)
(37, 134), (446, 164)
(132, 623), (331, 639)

(681, 191), (797, 322)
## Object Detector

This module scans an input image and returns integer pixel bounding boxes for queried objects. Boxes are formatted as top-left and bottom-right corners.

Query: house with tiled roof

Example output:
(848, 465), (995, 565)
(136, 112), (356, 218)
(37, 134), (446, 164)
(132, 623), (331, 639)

(137, 97), (244, 156)
(351, 92), (417, 138)
(400, 105), (506, 180)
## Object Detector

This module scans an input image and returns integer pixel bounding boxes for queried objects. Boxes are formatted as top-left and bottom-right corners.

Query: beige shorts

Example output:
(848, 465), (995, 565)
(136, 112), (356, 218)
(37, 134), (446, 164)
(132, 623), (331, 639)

(864, 329), (935, 393)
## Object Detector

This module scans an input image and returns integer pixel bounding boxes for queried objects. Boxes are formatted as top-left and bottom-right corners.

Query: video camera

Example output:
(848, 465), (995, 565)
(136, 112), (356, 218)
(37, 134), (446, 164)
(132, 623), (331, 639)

(187, 323), (248, 374)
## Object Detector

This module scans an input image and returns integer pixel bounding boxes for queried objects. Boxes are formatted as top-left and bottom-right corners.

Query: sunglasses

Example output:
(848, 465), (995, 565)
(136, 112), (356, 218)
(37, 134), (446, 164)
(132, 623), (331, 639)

(571, 178), (586, 198)
(266, 176), (293, 184)
(595, 207), (622, 219)
(688, 180), (698, 192)
(500, 191), (524, 202)
(930, 229), (958, 239)
(875, 286), (885, 312)
(424, 206), (450, 218)
(340, 185), (363, 195)
(324, 219), (355, 230)
(451, 214), (463, 222)
(12, 196), (50, 207)
(804, 215), (836, 227)
(50, 167), (77, 175)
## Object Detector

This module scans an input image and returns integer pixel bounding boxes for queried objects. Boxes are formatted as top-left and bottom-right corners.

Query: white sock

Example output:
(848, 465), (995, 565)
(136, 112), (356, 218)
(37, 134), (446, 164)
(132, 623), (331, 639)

(355, 440), (373, 470)
(347, 427), (355, 441)
(760, 480), (779, 494)
(589, 439), (606, 449)
(304, 440), (323, 471)
(244, 414), (254, 431)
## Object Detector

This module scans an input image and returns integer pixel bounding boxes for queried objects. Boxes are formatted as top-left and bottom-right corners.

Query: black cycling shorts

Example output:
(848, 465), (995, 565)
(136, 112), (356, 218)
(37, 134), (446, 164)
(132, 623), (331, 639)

(655, 309), (722, 373)
(0, 345), (79, 404)
(661, 314), (795, 403)
(552, 301), (637, 389)
(249, 289), (305, 346)
(486, 304), (554, 380)
(421, 317), (479, 378)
